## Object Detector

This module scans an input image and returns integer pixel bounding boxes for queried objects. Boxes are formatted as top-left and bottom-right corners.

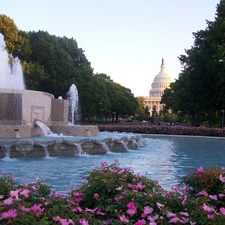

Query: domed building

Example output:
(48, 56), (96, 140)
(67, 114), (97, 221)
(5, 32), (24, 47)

(144, 59), (173, 116)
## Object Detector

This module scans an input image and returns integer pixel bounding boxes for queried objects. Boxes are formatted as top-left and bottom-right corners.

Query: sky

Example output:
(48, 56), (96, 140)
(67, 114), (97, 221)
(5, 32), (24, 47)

(1, 0), (221, 97)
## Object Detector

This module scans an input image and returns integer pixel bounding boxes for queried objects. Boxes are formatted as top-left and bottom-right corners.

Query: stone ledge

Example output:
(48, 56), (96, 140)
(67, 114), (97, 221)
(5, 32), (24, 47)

(50, 125), (98, 136)
(0, 125), (32, 138)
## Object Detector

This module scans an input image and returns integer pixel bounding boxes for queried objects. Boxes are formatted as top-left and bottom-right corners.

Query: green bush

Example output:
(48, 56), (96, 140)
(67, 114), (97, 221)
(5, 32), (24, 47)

(1, 163), (225, 224)
(180, 167), (225, 195)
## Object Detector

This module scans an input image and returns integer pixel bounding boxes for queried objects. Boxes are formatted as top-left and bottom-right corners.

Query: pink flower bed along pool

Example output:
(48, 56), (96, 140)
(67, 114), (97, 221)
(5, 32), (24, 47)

(1, 161), (225, 224)
(98, 124), (225, 137)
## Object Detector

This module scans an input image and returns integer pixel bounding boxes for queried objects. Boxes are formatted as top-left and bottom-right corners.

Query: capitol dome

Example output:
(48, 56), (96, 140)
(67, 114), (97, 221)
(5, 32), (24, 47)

(149, 59), (172, 97)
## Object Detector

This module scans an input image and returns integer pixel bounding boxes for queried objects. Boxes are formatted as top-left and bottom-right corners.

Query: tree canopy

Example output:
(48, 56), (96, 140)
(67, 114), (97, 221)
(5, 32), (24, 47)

(0, 15), (138, 122)
(161, 0), (225, 126)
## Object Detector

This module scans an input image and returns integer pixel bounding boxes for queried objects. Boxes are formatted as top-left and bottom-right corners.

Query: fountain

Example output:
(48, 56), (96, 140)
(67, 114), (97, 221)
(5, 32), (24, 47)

(0, 33), (98, 139)
(67, 84), (79, 124)
(0, 33), (144, 158)
(0, 34), (25, 90)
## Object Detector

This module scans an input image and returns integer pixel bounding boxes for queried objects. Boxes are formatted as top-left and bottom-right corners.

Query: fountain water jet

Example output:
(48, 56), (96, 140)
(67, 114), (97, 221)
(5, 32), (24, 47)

(67, 84), (79, 124)
(0, 33), (25, 90)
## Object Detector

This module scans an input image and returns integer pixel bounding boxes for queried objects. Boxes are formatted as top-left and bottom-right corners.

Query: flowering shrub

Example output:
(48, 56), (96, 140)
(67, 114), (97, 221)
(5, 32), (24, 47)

(180, 167), (225, 195)
(1, 163), (225, 224)
(98, 125), (225, 137)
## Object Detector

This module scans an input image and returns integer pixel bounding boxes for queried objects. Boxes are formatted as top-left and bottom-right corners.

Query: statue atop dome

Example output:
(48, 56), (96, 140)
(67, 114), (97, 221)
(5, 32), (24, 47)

(160, 58), (166, 72)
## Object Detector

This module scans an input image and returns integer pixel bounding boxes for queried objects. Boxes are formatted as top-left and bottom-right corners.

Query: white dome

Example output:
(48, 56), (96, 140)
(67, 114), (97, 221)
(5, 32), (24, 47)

(149, 59), (172, 97)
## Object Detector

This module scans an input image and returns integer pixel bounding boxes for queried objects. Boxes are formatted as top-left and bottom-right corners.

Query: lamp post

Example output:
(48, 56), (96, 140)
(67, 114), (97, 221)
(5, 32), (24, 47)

(222, 109), (224, 128)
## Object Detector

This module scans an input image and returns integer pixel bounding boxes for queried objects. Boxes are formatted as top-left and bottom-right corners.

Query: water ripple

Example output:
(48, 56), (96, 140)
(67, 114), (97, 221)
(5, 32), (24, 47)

(1, 136), (225, 192)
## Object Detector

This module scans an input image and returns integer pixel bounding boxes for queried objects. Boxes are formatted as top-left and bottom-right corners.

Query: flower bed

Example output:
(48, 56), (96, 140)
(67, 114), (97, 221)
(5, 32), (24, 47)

(1, 162), (225, 224)
(98, 125), (225, 137)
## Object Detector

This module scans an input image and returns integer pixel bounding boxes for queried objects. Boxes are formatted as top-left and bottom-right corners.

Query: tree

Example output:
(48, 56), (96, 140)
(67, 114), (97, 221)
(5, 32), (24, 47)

(1, 15), (139, 122)
(161, 0), (225, 126)
(0, 14), (28, 58)
(22, 61), (48, 90)
(135, 97), (148, 121)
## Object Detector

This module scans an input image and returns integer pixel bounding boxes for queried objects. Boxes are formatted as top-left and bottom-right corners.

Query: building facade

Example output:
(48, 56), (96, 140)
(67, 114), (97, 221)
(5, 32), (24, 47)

(144, 59), (172, 116)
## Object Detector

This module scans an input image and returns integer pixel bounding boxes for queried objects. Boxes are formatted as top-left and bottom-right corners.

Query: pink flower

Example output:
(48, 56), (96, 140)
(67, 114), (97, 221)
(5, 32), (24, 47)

(142, 206), (153, 218)
(81, 180), (87, 184)
(75, 198), (82, 203)
(134, 219), (146, 225)
(53, 216), (74, 225)
(73, 191), (83, 197)
(119, 215), (129, 223)
(220, 207), (225, 215)
(20, 205), (30, 213)
(0, 208), (17, 220)
(219, 174), (225, 183)
(136, 182), (145, 190)
(219, 193), (225, 198)
(149, 222), (157, 225)
(3, 197), (14, 205)
(182, 195), (188, 205)
(84, 208), (97, 213)
(137, 172), (142, 177)
(126, 202), (137, 216)
(167, 211), (177, 218)
(73, 206), (83, 213)
(60, 219), (74, 225)
(147, 214), (159, 223)
(143, 206), (153, 215)
(10, 189), (20, 199)
(180, 212), (189, 217)
(115, 185), (123, 191)
(96, 209), (106, 216)
(79, 218), (89, 225)
(195, 167), (204, 174)
(53, 216), (61, 221)
(156, 202), (164, 210)
(101, 162), (108, 167)
(20, 188), (30, 198)
(114, 195), (124, 202)
(207, 214), (215, 220)
(209, 195), (218, 200)
(94, 193), (99, 199)
(168, 217), (181, 223)
(52, 190), (61, 197)
(117, 168), (125, 174)
(27, 204), (44, 217)
(202, 203), (216, 213)
(195, 190), (208, 197)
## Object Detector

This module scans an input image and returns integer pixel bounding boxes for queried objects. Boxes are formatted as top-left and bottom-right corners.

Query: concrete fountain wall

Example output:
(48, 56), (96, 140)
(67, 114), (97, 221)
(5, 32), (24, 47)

(0, 88), (98, 138)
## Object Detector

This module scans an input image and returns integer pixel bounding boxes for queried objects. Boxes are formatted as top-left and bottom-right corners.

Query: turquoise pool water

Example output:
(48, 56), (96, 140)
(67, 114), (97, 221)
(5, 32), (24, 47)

(1, 134), (225, 192)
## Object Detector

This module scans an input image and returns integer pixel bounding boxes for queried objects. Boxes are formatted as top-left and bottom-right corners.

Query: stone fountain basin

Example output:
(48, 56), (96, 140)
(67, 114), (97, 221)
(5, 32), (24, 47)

(0, 133), (146, 158)
(0, 88), (99, 138)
